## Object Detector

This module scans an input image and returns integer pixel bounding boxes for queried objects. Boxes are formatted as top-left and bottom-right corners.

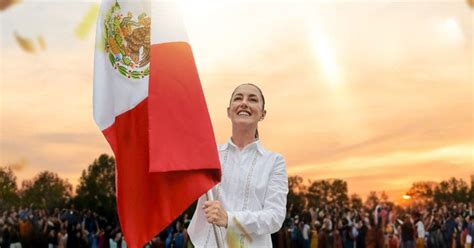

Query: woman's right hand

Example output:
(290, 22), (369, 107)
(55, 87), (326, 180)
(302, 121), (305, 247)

(203, 200), (228, 228)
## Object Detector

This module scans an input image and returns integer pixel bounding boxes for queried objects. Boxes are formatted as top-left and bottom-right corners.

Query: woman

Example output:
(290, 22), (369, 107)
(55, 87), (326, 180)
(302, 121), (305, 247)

(188, 83), (289, 247)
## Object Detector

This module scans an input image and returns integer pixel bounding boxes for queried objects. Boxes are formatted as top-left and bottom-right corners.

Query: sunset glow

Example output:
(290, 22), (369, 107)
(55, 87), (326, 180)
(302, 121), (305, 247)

(1, 0), (472, 201)
(311, 28), (342, 87)
(441, 17), (465, 44)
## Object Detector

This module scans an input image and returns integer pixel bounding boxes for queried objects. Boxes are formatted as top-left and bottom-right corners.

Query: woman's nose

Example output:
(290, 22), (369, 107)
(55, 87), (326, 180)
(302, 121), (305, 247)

(239, 100), (249, 108)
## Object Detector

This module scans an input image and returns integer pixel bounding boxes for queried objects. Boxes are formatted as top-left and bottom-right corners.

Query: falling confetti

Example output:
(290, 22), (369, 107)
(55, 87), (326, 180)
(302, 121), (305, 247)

(226, 227), (240, 248)
(234, 217), (252, 243)
(226, 217), (253, 248)
(75, 3), (100, 40)
(38, 35), (46, 50)
(14, 32), (36, 53)
(0, 0), (21, 11)
(13, 32), (47, 54)
(468, 0), (474, 9)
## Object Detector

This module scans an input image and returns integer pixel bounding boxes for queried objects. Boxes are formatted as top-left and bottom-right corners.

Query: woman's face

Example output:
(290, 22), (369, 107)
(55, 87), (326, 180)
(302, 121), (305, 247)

(227, 84), (265, 128)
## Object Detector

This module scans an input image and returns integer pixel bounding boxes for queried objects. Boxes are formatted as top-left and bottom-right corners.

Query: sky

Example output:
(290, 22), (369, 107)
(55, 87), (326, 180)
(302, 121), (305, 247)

(0, 0), (472, 201)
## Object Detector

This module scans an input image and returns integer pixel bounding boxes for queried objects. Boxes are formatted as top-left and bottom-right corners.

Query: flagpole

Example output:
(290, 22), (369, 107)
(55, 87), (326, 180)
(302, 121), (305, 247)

(206, 190), (225, 248)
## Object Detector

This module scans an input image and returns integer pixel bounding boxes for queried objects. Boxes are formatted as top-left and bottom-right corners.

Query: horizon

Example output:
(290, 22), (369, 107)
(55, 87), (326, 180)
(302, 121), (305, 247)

(3, 152), (473, 203)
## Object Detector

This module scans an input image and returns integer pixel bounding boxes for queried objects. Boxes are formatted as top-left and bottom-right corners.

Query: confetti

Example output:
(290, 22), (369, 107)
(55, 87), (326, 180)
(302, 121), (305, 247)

(38, 35), (46, 50)
(226, 226), (240, 248)
(14, 32), (36, 53)
(0, 0), (21, 11)
(75, 3), (100, 40)
(225, 217), (253, 248)
(233, 217), (253, 243)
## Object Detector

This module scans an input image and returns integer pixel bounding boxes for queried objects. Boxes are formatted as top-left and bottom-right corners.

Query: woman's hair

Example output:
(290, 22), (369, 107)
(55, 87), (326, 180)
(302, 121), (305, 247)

(229, 83), (265, 139)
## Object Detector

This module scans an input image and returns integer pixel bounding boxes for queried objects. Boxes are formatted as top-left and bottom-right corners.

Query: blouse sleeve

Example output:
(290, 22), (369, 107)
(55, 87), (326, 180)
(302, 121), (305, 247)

(226, 154), (288, 235)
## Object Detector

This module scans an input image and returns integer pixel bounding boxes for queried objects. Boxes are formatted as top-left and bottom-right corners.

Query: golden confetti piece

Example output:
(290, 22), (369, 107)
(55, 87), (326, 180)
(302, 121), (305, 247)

(233, 216), (253, 243)
(468, 0), (474, 9)
(0, 0), (21, 11)
(14, 32), (36, 53)
(38, 35), (46, 50)
(226, 227), (240, 248)
(75, 3), (100, 40)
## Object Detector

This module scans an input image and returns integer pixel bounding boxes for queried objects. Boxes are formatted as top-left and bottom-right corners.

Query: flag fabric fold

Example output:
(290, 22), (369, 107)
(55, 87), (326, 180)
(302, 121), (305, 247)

(93, 1), (221, 247)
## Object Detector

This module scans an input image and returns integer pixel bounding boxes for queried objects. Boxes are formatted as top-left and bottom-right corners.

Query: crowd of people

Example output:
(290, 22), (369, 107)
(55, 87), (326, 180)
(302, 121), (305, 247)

(272, 202), (474, 248)
(0, 205), (127, 248)
(1, 202), (473, 248)
(0, 205), (192, 248)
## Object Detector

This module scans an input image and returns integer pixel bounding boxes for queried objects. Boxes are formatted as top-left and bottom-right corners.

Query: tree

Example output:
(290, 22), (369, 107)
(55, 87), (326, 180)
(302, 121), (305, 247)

(470, 178), (474, 201)
(307, 179), (349, 206)
(470, 184), (474, 202)
(365, 191), (379, 209)
(287, 175), (306, 215)
(331, 179), (349, 204)
(433, 177), (470, 204)
(20, 171), (72, 210)
(350, 194), (363, 210)
(0, 166), (20, 210)
(380, 191), (389, 203)
(75, 154), (116, 221)
(407, 181), (437, 203)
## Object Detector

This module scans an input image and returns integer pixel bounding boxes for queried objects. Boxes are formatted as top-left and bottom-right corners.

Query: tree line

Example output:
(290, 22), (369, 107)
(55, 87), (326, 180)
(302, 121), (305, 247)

(287, 175), (473, 211)
(0, 154), (116, 221)
(1, 154), (473, 218)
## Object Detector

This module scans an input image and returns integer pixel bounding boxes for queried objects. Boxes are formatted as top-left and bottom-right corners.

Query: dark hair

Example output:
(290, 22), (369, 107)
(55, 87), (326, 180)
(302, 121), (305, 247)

(229, 83), (265, 139)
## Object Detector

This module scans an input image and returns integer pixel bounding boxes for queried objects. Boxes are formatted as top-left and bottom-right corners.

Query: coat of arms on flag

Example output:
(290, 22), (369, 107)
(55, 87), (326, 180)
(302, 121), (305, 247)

(104, 2), (150, 79)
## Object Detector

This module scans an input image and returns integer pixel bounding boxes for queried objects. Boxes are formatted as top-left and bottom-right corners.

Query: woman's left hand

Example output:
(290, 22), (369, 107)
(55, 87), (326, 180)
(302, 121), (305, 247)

(203, 200), (228, 228)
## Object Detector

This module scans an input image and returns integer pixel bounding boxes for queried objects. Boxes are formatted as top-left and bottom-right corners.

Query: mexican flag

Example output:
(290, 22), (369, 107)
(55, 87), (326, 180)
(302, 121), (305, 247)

(93, 1), (221, 247)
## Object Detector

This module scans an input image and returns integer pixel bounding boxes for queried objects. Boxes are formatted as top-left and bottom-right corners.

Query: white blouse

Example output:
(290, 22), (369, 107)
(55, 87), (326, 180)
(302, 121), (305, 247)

(188, 139), (288, 247)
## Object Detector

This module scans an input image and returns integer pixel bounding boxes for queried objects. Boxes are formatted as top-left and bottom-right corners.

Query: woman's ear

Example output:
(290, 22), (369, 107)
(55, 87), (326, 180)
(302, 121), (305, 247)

(260, 110), (267, 121)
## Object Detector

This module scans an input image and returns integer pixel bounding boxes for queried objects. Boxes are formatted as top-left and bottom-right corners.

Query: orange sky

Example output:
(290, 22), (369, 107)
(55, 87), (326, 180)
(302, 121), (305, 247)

(0, 0), (472, 201)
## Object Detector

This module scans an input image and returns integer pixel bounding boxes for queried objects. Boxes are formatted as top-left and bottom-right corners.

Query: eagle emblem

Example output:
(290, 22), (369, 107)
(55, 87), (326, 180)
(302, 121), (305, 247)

(103, 1), (150, 79)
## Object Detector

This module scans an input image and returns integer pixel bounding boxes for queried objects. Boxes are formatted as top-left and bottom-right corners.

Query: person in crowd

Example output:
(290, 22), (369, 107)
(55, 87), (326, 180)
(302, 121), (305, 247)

(415, 212), (425, 248)
(401, 215), (415, 248)
(303, 219), (311, 248)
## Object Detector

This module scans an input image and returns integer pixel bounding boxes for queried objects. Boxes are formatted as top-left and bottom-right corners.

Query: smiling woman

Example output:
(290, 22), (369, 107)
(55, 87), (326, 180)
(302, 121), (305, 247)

(227, 84), (266, 139)
(188, 83), (289, 247)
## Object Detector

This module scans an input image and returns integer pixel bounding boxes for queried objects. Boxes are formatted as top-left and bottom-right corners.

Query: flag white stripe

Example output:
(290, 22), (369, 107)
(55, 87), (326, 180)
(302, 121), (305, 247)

(93, 0), (188, 131)
(93, 0), (149, 130)
(151, 1), (189, 44)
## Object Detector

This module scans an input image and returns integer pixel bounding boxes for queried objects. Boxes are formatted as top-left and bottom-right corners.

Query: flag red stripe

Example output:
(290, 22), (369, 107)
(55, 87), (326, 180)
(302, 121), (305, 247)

(102, 98), (220, 247)
(148, 42), (221, 172)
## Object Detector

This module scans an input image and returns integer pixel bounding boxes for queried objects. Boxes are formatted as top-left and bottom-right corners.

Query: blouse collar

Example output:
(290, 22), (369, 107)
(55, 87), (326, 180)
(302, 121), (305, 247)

(219, 138), (266, 155)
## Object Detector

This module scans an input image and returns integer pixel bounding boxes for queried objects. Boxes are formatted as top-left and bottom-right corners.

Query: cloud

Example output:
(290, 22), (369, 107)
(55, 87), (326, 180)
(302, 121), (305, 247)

(289, 152), (473, 200)
(1, 131), (110, 177)
(6, 158), (28, 172)
(288, 143), (472, 175)
(32, 132), (102, 145)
